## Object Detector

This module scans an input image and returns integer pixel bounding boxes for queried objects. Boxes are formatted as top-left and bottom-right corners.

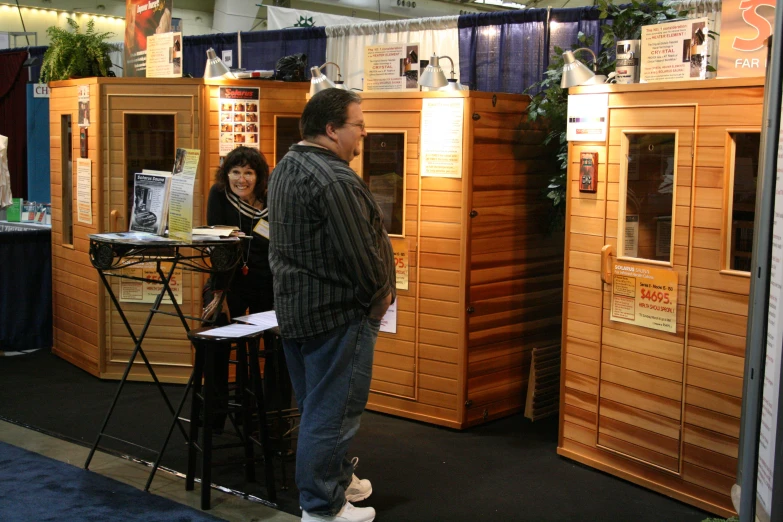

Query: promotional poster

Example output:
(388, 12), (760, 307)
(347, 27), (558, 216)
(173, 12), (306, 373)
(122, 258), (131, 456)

(364, 42), (420, 92)
(719, 0), (776, 77)
(218, 87), (261, 156)
(124, 0), (173, 77)
(641, 18), (710, 83)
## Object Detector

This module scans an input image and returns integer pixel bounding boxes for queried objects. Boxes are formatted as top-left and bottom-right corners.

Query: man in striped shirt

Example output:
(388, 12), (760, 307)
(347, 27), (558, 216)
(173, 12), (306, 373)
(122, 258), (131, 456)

(268, 88), (395, 522)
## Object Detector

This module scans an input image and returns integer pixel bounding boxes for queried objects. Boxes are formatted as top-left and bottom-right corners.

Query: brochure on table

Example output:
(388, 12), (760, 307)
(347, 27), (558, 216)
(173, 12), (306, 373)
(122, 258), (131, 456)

(129, 171), (172, 235)
(640, 17), (710, 83)
(167, 148), (200, 242)
(364, 42), (420, 92)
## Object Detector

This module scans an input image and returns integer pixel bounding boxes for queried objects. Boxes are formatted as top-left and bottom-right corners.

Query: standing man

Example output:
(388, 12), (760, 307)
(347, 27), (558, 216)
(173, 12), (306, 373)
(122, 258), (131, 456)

(268, 88), (395, 522)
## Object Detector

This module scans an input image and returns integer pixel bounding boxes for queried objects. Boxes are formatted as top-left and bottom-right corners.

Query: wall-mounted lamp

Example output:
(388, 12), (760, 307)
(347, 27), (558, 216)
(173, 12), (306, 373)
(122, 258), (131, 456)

(309, 61), (345, 95)
(561, 48), (606, 88)
(419, 54), (462, 90)
(204, 48), (235, 79)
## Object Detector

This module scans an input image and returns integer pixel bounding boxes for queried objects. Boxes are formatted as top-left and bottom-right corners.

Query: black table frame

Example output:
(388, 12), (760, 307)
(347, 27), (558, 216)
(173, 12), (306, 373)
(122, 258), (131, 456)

(83, 234), (242, 491)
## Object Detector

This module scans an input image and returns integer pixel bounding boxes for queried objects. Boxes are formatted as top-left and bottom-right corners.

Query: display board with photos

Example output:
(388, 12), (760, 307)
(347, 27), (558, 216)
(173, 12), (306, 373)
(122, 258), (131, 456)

(218, 87), (261, 156)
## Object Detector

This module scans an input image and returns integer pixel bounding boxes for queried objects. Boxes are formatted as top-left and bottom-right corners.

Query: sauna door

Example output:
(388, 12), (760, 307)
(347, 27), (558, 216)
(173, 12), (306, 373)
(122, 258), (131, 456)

(597, 107), (695, 473)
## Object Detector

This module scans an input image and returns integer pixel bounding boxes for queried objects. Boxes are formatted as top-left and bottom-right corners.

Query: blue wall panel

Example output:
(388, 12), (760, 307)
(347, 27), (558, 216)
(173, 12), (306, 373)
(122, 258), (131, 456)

(26, 83), (50, 203)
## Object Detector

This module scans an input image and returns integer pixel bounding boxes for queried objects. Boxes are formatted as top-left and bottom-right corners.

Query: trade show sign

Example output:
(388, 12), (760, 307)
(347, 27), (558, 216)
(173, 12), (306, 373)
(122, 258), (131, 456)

(610, 262), (678, 333)
(640, 17), (710, 82)
(719, 0), (776, 77)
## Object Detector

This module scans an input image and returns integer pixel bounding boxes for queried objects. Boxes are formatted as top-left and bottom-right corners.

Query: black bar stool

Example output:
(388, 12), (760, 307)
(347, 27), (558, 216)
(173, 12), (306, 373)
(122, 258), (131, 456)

(185, 326), (277, 510)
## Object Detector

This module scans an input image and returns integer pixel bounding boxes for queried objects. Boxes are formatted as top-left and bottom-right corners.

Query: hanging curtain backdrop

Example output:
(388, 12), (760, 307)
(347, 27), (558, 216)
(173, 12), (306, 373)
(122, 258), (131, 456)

(548, 7), (604, 71)
(458, 9), (548, 96)
(267, 5), (372, 30)
(0, 51), (28, 199)
(325, 16), (460, 91)
(240, 27), (327, 73)
(183, 33), (239, 78)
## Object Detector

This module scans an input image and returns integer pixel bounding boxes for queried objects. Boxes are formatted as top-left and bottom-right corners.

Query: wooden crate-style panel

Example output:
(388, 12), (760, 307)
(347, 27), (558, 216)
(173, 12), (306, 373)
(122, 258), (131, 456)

(467, 93), (563, 427)
(559, 78), (763, 518)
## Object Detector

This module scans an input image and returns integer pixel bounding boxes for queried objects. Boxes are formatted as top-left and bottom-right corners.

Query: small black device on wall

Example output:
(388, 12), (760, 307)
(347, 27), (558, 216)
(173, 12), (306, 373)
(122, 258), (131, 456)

(579, 151), (598, 193)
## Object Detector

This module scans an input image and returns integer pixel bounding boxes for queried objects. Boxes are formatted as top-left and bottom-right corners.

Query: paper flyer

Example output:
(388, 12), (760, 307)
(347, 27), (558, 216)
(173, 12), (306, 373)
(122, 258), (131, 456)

(364, 42), (420, 92)
(420, 98), (464, 178)
(123, 0), (173, 77)
(167, 148), (200, 243)
(77, 85), (90, 128)
(391, 238), (409, 291)
(218, 87), (261, 156)
(145, 31), (182, 78)
(641, 17), (709, 83)
(610, 262), (678, 333)
(119, 261), (182, 304)
(76, 158), (92, 224)
(379, 299), (397, 334)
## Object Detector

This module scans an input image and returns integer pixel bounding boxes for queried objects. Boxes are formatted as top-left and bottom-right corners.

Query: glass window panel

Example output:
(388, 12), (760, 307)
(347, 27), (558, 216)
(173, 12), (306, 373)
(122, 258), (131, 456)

(362, 132), (406, 236)
(275, 116), (301, 166)
(61, 115), (73, 245)
(623, 133), (676, 262)
(124, 114), (176, 227)
(729, 133), (760, 272)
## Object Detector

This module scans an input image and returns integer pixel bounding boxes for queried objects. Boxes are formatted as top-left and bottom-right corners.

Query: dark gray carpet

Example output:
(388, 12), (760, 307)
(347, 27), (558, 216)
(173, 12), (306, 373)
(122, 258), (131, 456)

(0, 440), (224, 522)
(0, 348), (716, 521)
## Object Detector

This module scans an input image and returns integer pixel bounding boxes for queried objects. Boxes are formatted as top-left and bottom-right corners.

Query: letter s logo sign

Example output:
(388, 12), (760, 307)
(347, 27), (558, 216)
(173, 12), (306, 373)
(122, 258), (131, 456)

(734, 0), (775, 52)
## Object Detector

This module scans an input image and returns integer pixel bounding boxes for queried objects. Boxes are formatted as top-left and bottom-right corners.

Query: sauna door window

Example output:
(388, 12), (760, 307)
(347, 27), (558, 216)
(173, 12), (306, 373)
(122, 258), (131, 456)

(725, 132), (760, 273)
(274, 116), (301, 166)
(619, 132), (677, 264)
(361, 131), (407, 237)
(124, 114), (176, 227)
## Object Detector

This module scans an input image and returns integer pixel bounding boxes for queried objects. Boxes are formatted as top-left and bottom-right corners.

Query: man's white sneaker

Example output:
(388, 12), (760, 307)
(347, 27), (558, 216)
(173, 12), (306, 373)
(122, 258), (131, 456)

(302, 502), (376, 522)
(345, 457), (372, 502)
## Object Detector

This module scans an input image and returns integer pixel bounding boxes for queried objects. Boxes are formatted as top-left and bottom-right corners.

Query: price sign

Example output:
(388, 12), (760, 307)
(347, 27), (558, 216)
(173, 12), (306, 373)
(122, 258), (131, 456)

(391, 238), (409, 291)
(610, 262), (678, 333)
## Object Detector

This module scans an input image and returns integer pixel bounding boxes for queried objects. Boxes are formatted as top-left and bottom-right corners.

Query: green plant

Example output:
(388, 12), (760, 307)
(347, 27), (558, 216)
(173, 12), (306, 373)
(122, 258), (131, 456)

(40, 18), (118, 83)
(527, 1), (685, 229)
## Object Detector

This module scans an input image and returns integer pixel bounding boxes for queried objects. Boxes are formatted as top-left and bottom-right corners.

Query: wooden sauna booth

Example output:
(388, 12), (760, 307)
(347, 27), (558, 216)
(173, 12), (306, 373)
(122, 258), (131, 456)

(352, 91), (563, 429)
(48, 77), (308, 383)
(558, 77), (765, 516)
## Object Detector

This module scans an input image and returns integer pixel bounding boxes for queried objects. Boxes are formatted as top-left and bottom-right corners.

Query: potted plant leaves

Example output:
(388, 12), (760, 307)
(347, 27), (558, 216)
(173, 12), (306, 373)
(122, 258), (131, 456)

(40, 18), (118, 83)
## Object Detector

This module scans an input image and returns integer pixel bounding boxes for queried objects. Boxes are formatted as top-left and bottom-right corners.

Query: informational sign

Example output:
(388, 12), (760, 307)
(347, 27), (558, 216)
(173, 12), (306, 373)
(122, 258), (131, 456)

(123, 0), (173, 77)
(119, 261), (182, 304)
(566, 93), (608, 142)
(145, 31), (182, 78)
(610, 262), (678, 333)
(420, 98), (464, 178)
(719, 0), (776, 77)
(624, 215), (639, 257)
(379, 299), (397, 334)
(364, 42), (420, 92)
(641, 18), (710, 83)
(77, 85), (90, 128)
(167, 148), (199, 243)
(222, 49), (233, 68)
(218, 86), (260, 156)
(33, 83), (50, 98)
(76, 158), (92, 224)
(391, 238), (409, 291)
(755, 100), (783, 521)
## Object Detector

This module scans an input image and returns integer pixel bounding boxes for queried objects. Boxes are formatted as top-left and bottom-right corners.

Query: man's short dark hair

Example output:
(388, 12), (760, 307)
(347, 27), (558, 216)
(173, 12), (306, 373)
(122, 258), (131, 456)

(300, 88), (362, 140)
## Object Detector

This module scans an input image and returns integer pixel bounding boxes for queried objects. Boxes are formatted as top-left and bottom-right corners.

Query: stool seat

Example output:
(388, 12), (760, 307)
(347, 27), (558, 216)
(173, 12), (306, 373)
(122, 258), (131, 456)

(185, 326), (277, 509)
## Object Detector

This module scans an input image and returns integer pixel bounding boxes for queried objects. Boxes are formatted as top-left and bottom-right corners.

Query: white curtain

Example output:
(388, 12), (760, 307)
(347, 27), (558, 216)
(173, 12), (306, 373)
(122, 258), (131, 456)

(325, 16), (460, 90)
(672, 0), (721, 78)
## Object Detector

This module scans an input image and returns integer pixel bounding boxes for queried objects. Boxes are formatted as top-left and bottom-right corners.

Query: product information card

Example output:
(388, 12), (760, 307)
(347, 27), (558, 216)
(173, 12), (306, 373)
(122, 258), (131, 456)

(610, 262), (678, 333)
(145, 31), (182, 78)
(641, 17), (709, 83)
(363, 42), (420, 92)
(76, 158), (92, 224)
(167, 148), (200, 243)
(420, 98), (464, 178)
(218, 87), (260, 156)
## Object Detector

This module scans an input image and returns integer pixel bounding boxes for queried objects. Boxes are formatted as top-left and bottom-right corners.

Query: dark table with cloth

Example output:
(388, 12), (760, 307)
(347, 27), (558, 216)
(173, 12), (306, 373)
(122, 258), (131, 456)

(0, 222), (52, 352)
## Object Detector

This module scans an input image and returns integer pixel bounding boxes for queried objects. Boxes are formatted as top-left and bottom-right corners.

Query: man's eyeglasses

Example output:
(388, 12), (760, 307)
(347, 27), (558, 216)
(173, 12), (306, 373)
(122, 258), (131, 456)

(228, 171), (256, 179)
(344, 122), (366, 132)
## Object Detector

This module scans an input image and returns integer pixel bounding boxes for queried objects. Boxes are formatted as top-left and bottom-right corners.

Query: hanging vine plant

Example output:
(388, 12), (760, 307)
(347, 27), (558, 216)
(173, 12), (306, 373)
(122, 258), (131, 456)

(40, 18), (118, 83)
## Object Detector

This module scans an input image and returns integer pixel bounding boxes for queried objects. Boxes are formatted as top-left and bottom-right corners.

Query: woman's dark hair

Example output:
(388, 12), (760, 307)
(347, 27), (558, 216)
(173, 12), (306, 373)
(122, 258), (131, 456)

(215, 146), (270, 203)
(300, 88), (362, 140)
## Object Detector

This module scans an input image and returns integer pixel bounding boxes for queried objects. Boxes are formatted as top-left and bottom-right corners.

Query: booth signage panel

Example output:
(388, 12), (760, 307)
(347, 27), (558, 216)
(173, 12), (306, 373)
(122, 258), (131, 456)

(566, 94), (608, 142)
(610, 262), (678, 333)
(719, 0), (776, 77)
(33, 84), (50, 98)
(124, 0), (173, 77)
(641, 17), (710, 83)
(363, 42), (420, 92)
(420, 98), (464, 178)
(218, 87), (260, 156)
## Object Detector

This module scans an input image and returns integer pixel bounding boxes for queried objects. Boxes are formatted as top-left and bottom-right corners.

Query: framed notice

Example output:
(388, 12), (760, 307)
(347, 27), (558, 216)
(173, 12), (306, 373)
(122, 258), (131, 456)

(420, 98), (464, 178)
(610, 262), (678, 333)
(641, 18), (710, 83)
(218, 87), (260, 156)
(364, 42), (420, 92)
(566, 94), (608, 142)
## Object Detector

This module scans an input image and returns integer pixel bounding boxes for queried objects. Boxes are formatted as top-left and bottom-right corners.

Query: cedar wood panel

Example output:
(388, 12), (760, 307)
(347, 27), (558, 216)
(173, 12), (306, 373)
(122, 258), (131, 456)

(558, 78), (764, 517)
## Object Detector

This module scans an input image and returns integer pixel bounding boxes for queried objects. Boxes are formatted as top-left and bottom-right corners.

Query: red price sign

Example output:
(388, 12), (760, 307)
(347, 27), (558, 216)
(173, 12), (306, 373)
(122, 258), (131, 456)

(639, 288), (671, 304)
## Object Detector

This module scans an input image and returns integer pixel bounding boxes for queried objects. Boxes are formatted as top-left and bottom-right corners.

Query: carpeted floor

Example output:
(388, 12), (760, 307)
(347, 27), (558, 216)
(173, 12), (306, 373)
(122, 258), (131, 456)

(0, 348), (715, 522)
(0, 440), (224, 522)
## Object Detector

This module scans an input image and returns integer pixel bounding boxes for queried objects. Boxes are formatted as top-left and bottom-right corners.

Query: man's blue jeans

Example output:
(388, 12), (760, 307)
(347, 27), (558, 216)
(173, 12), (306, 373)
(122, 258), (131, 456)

(282, 315), (380, 515)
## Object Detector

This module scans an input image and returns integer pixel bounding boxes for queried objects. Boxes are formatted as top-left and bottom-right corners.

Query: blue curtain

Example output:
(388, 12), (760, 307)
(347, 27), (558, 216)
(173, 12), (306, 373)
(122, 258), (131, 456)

(240, 27), (326, 74)
(183, 33), (239, 78)
(458, 9), (549, 95)
(549, 7), (604, 67)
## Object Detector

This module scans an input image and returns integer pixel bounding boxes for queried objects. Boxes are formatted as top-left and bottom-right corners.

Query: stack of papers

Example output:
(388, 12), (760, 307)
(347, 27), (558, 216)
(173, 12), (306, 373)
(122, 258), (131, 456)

(200, 311), (278, 338)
